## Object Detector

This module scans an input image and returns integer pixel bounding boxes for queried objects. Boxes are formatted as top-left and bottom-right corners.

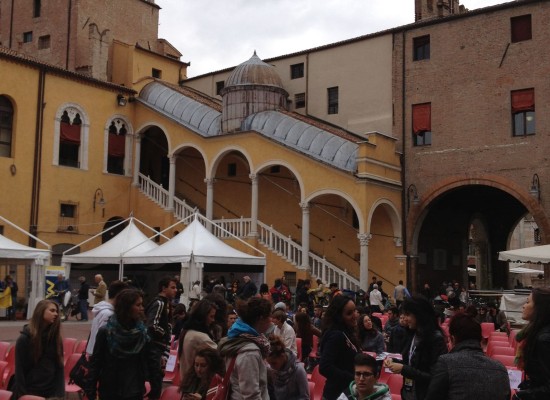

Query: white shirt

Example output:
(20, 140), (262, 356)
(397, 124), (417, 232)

(274, 321), (297, 356)
(190, 283), (201, 300)
(370, 289), (383, 306)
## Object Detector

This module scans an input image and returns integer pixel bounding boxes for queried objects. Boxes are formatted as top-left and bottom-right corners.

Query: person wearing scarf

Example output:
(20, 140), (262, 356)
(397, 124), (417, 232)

(218, 297), (272, 400)
(513, 288), (550, 400)
(266, 335), (309, 400)
(86, 289), (161, 400)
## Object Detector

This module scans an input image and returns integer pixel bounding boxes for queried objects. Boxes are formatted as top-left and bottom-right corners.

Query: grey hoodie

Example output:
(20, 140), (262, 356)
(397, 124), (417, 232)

(336, 382), (391, 400)
(86, 300), (114, 354)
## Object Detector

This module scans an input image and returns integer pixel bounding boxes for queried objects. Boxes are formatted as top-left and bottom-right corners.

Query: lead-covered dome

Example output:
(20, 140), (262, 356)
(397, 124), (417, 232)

(224, 51), (284, 89)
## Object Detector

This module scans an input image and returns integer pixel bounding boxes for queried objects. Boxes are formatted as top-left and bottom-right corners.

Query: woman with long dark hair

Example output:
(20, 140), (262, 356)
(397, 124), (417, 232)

(219, 297), (272, 400)
(85, 288), (161, 400)
(179, 299), (218, 382)
(179, 346), (225, 400)
(294, 311), (321, 363)
(12, 299), (64, 400)
(319, 295), (361, 400)
(358, 314), (385, 355)
(384, 295), (448, 400)
(514, 288), (550, 400)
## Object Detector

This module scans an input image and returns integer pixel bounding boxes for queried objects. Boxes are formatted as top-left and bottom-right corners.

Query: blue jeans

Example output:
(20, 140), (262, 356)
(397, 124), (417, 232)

(79, 299), (88, 320)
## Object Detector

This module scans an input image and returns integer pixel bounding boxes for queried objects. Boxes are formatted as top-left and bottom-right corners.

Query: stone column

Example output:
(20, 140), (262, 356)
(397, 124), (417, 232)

(167, 155), (176, 211)
(300, 202), (310, 270)
(132, 135), (141, 186)
(358, 233), (372, 290)
(249, 173), (258, 237)
(205, 178), (214, 226)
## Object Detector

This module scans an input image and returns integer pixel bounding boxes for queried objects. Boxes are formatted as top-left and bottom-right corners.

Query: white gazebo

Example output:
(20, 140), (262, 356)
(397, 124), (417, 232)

(499, 244), (550, 287)
(0, 216), (51, 318)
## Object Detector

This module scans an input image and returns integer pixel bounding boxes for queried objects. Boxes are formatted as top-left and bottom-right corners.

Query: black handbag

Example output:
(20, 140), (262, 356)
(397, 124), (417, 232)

(69, 351), (90, 388)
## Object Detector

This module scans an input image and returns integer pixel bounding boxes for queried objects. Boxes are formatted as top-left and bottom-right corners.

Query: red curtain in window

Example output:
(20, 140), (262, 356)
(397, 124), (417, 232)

(511, 89), (534, 113)
(60, 122), (81, 144)
(108, 133), (125, 157)
(412, 103), (431, 135)
(511, 15), (532, 42)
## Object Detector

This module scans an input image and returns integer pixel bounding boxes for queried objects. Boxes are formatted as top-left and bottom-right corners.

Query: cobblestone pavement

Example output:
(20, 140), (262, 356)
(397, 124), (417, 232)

(0, 319), (92, 343)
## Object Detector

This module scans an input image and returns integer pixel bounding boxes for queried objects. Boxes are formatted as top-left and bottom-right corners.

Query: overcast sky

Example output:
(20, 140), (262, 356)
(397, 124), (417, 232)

(156, 0), (508, 77)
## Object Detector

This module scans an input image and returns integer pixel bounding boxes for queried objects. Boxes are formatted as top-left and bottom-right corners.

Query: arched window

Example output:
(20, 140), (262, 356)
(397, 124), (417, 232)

(54, 104), (89, 169)
(0, 96), (14, 158)
(105, 117), (132, 176)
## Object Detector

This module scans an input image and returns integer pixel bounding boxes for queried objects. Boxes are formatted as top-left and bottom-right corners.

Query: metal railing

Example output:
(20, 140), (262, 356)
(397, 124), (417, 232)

(137, 174), (360, 290)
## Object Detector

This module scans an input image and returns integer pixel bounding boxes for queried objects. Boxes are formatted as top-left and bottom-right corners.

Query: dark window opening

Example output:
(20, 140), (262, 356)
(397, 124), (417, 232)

(59, 111), (81, 167)
(228, 163), (237, 177)
(327, 87), (339, 115)
(152, 68), (162, 78)
(107, 121), (126, 175)
(512, 88), (535, 137)
(216, 81), (225, 95)
(290, 63), (304, 79)
(0, 96), (14, 158)
(23, 32), (33, 43)
(511, 14), (532, 43)
(33, 0), (41, 17)
(38, 35), (50, 49)
(270, 166), (280, 174)
(413, 35), (430, 61)
(295, 93), (305, 109)
(534, 228), (541, 244)
(58, 203), (78, 232)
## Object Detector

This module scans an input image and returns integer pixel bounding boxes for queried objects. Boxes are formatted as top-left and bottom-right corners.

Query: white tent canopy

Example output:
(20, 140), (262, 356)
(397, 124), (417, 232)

(0, 215), (51, 318)
(62, 217), (161, 279)
(499, 244), (550, 264)
(123, 218), (266, 265)
(123, 215), (266, 302)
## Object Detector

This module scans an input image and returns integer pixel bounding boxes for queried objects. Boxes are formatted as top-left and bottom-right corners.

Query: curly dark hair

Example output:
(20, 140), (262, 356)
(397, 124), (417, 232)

(522, 288), (550, 360)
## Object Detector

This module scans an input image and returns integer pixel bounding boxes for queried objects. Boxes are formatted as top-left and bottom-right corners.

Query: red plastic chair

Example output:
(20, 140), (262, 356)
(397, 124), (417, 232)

(492, 354), (516, 367)
(19, 396), (46, 400)
(481, 323), (495, 340)
(308, 381), (316, 400)
(490, 346), (516, 357)
(0, 343), (10, 362)
(0, 388), (10, 400)
(385, 373), (403, 395)
(310, 366), (326, 400)
(1, 346), (15, 390)
(160, 385), (180, 400)
(163, 350), (179, 383)
(309, 335), (320, 359)
(490, 331), (508, 338)
(73, 339), (87, 354)
(488, 336), (509, 344)
(62, 337), (77, 363)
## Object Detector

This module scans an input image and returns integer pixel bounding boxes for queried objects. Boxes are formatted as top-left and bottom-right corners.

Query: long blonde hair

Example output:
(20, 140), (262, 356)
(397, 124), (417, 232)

(28, 300), (63, 365)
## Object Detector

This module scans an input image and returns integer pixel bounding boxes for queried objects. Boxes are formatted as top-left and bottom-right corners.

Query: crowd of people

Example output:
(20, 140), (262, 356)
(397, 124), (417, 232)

(8, 273), (550, 400)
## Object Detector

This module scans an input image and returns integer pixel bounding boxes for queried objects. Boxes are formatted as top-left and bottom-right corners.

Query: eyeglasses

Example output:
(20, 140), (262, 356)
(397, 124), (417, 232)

(354, 371), (375, 379)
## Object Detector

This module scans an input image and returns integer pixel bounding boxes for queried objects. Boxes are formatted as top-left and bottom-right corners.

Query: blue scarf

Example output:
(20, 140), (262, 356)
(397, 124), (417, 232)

(228, 318), (260, 338)
(105, 314), (149, 357)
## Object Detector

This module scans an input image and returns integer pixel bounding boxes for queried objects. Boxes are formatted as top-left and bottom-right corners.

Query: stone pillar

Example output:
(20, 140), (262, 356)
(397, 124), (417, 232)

(300, 202), (310, 270)
(358, 233), (372, 290)
(249, 173), (258, 237)
(205, 178), (214, 224)
(132, 135), (141, 186)
(167, 155), (176, 211)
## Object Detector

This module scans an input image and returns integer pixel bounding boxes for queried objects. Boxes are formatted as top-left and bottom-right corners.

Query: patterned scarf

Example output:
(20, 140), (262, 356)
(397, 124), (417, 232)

(105, 314), (149, 358)
(238, 332), (271, 358)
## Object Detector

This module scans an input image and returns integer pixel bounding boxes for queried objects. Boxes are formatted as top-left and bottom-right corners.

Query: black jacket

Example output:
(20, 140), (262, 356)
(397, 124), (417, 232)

(86, 325), (161, 400)
(517, 324), (550, 400)
(78, 281), (90, 300)
(399, 329), (448, 400)
(238, 280), (257, 299)
(424, 339), (510, 400)
(145, 295), (172, 347)
(12, 326), (64, 399)
(320, 329), (360, 400)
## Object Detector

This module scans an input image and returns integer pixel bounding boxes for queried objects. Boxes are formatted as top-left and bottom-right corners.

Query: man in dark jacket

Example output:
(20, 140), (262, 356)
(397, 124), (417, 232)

(145, 276), (177, 398)
(237, 275), (257, 299)
(77, 276), (90, 321)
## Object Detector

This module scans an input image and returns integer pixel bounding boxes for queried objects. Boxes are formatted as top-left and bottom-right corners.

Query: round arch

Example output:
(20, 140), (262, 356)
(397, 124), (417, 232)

(135, 122), (173, 154)
(208, 145), (254, 179)
(254, 160), (306, 201)
(408, 175), (550, 250)
(305, 188), (365, 233)
(368, 198), (402, 244)
(171, 142), (209, 165)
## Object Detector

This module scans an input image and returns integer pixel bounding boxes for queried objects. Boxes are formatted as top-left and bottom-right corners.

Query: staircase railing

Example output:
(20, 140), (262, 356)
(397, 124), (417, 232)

(137, 174), (360, 290)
